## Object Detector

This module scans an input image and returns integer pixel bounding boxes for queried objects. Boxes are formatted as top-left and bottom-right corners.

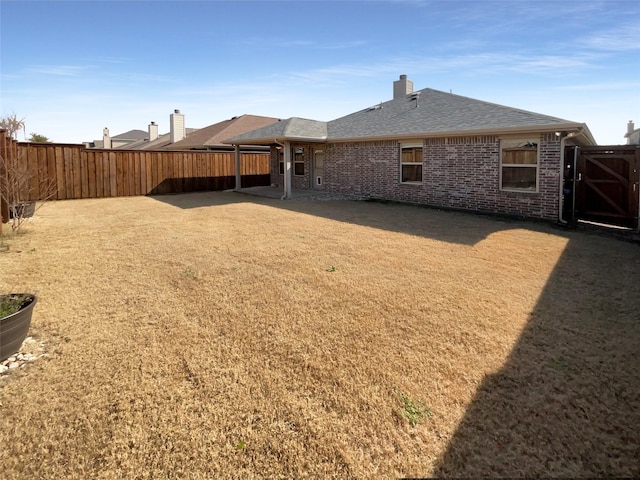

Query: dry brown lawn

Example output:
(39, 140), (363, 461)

(1, 191), (639, 479)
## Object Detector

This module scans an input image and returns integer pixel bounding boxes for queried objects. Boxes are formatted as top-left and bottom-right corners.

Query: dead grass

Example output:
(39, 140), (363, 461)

(0, 191), (638, 478)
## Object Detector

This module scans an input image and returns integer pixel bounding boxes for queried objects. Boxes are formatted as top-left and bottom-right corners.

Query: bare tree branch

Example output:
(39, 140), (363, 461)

(0, 136), (56, 233)
(0, 114), (26, 141)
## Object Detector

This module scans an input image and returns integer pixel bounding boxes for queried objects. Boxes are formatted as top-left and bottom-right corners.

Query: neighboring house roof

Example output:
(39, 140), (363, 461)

(167, 114), (281, 150)
(117, 128), (199, 150)
(225, 87), (596, 145)
(112, 129), (148, 142)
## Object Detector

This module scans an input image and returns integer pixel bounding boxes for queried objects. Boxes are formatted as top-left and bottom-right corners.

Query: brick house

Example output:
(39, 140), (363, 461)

(224, 75), (596, 222)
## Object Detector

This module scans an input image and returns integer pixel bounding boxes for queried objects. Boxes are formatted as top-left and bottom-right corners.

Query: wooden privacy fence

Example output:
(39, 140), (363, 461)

(0, 129), (270, 208)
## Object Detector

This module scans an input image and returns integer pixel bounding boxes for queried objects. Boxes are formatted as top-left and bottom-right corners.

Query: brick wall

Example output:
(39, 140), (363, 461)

(269, 133), (562, 221)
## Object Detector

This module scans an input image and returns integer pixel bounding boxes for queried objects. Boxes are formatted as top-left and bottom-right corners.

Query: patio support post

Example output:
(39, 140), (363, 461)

(234, 144), (241, 191)
(283, 141), (292, 199)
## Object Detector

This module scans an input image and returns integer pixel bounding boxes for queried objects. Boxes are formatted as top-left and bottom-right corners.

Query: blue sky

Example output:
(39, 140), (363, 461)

(1, 0), (638, 145)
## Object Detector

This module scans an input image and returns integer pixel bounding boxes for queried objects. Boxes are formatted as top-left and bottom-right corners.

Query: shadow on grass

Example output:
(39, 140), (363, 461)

(431, 235), (640, 476)
(145, 175), (270, 196)
(150, 190), (561, 247)
(148, 190), (246, 210)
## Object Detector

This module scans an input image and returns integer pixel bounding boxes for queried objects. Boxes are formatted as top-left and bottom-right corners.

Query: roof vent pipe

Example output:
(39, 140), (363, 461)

(411, 92), (420, 108)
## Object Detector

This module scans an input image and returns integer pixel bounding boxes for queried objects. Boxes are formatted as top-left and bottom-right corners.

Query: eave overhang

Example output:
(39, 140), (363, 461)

(327, 123), (596, 146)
(223, 136), (327, 146)
(223, 123), (596, 147)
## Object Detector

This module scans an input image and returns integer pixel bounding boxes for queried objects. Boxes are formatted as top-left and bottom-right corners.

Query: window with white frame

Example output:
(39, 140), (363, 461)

(400, 143), (423, 184)
(500, 138), (538, 191)
(294, 148), (304, 176)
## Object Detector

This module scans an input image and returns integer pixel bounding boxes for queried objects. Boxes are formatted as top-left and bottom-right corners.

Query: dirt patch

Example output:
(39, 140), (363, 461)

(0, 191), (638, 478)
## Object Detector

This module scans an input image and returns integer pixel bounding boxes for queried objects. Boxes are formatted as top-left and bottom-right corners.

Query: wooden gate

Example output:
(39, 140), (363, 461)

(570, 146), (640, 229)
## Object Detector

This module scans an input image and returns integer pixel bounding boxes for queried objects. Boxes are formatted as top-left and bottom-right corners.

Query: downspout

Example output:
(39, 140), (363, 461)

(558, 130), (580, 224)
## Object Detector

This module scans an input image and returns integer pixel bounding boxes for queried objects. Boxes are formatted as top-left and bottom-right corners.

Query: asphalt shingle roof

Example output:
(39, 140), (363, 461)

(224, 117), (327, 144)
(112, 129), (148, 141)
(328, 88), (575, 140)
(114, 129), (198, 150)
(225, 86), (588, 144)
(168, 114), (280, 149)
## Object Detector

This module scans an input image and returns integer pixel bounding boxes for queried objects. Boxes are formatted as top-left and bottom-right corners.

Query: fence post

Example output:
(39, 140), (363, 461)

(0, 130), (10, 227)
(234, 145), (241, 191)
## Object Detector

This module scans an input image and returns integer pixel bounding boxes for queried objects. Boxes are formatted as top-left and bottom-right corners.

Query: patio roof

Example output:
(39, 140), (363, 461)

(224, 117), (328, 144)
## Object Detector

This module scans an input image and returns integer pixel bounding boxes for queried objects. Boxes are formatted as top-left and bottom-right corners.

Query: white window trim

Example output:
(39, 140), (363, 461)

(499, 138), (540, 193)
(399, 142), (424, 185)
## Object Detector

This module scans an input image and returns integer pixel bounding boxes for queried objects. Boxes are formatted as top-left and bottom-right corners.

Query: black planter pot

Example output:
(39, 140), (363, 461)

(0, 294), (37, 362)
(9, 202), (35, 219)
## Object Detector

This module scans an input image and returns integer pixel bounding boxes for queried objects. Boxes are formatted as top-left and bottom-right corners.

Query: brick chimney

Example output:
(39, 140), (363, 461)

(103, 127), (112, 149)
(170, 109), (185, 143)
(393, 74), (413, 99)
(149, 121), (158, 142)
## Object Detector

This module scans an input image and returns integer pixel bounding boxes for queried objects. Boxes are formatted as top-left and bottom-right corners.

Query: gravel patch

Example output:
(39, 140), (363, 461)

(0, 336), (47, 378)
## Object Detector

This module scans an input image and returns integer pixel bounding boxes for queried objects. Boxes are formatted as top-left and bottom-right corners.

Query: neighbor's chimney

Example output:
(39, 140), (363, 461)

(148, 121), (158, 141)
(103, 127), (112, 149)
(626, 120), (635, 145)
(393, 74), (413, 99)
(170, 109), (185, 143)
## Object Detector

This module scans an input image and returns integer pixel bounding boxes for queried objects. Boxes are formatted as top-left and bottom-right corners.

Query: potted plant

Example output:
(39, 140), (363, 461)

(0, 293), (37, 362)
(9, 201), (35, 220)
